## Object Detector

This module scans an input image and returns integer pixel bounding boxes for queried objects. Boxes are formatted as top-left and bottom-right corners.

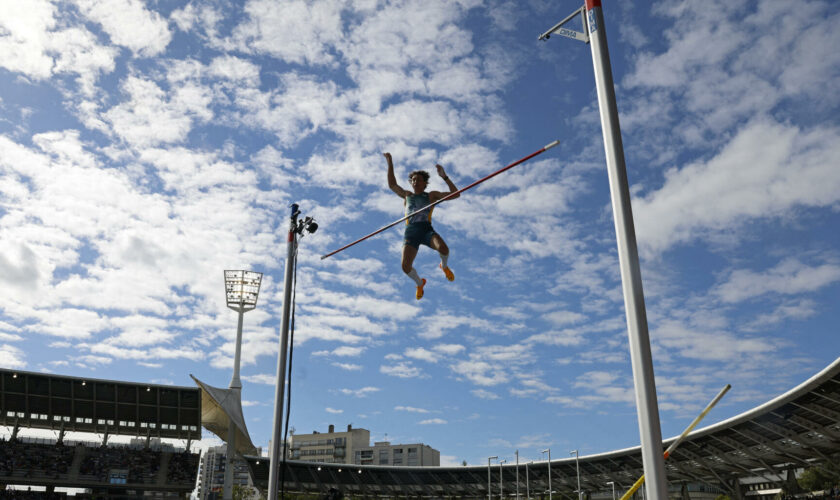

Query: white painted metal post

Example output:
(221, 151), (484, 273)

(583, 1), (669, 499)
(515, 450), (520, 500)
(268, 205), (300, 499)
(223, 306), (244, 500)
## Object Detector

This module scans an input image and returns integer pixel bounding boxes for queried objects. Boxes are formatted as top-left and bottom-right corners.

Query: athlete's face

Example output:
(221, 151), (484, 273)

(409, 175), (427, 193)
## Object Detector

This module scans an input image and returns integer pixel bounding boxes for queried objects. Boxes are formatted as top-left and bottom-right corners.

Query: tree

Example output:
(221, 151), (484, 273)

(462, 460), (468, 466)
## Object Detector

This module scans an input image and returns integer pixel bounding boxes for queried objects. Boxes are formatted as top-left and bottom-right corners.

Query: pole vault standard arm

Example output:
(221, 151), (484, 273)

(319, 140), (560, 260)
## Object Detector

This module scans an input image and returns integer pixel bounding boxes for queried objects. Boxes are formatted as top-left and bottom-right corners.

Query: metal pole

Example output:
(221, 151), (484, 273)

(489, 456), (498, 500)
(223, 305), (245, 500)
(526, 462), (531, 500)
(516, 450), (520, 500)
(608, 481), (615, 500)
(583, 1), (668, 498)
(500, 460), (506, 500)
(542, 449), (551, 500)
(571, 450), (581, 500)
(268, 204), (300, 500)
(230, 306), (245, 389)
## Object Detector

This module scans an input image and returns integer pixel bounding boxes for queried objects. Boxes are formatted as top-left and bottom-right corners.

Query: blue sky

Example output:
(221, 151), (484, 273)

(1, 0), (839, 470)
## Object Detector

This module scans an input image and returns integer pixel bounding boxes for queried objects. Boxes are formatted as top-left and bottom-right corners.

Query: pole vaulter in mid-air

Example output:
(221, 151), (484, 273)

(320, 140), (560, 298)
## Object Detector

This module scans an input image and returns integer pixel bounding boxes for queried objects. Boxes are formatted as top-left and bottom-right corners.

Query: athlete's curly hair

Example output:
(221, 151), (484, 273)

(408, 170), (430, 182)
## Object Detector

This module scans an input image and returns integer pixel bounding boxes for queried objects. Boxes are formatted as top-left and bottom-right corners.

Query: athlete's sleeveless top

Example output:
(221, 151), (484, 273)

(405, 193), (433, 225)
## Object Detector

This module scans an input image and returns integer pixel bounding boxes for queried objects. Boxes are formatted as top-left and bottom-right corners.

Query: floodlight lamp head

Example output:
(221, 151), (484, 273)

(303, 216), (318, 234)
(224, 270), (263, 309)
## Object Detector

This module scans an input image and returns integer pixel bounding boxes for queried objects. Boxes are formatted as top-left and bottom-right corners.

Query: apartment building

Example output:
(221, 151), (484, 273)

(197, 444), (256, 500)
(290, 425), (440, 467)
(354, 441), (440, 466)
(289, 424), (370, 464)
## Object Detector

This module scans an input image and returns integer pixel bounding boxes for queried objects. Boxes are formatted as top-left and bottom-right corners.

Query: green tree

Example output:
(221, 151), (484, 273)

(798, 466), (839, 492)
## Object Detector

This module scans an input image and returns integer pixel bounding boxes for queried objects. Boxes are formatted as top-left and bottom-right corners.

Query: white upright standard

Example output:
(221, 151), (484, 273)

(538, 2), (669, 498)
(222, 270), (263, 500)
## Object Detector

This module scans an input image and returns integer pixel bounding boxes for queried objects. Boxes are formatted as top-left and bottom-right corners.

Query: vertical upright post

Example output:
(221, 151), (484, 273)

(488, 456), (498, 500)
(268, 204), (300, 500)
(542, 449), (551, 500)
(526, 462), (530, 500)
(515, 450), (520, 500)
(583, 1), (668, 499)
(225, 303), (246, 500)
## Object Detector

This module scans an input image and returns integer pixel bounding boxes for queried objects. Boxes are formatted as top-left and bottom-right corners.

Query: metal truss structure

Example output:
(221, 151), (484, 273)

(247, 357), (840, 498)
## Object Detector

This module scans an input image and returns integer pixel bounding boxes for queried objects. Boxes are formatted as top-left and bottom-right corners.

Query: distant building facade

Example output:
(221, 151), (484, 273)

(290, 425), (439, 466)
(289, 424), (370, 464)
(197, 444), (255, 500)
(354, 441), (439, 466)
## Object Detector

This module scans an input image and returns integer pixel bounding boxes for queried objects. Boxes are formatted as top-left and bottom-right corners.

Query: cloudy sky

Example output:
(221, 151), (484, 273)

(1, 0), (839, 468)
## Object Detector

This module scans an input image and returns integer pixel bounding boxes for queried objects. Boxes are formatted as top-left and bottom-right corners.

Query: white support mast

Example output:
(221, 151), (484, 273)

(539, 2), (669, 498)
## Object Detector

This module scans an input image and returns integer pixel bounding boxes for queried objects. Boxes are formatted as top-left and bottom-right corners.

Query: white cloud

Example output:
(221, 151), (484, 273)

(338, 386), (381, 398)
(243, 374), (276, 385)
(404, 347), (439, 363)
(105, 76), (212, 147)
(231, 0), (344, 65)
(419, 418), (447, 425)
(634, 120), (840, 254)
(471, 389), (499, 400)
(313, 346), (366, 357)
(73, 0), (172, 57)
(325, 407), (343, 414)
(394, 406), (429, 414)
(432, 343), (465, 355)
(0, 344), (26, 369)
(542, 310), (586, 326)
(380, 362), (423, 379)
(0, 0), (116, 89)
(332, 362), (363, 371)
(715, 258), (840, 303)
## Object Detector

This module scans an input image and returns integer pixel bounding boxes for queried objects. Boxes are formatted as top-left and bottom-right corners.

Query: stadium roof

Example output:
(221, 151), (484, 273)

(0, 368), (201, 440)
(191, 374), (258, 456)
(246, 357), (840, 498)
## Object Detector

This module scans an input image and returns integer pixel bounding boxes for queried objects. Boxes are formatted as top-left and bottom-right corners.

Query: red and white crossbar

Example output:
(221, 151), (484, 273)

(320, 140), (560, 260)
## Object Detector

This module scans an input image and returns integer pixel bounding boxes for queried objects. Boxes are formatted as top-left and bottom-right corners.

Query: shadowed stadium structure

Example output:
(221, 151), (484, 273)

(0, 369), (201, 496)
(2, 359), (838, 498)
(245, 357), (840, 499)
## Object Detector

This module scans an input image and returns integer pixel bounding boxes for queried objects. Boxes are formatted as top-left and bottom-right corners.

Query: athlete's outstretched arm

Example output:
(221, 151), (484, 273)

(385, 152), (408, 198)
(431, 163), (459, 202)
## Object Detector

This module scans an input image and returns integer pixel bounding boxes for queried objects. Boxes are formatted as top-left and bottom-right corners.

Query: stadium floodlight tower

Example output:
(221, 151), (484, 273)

(222, 270), (262, 500)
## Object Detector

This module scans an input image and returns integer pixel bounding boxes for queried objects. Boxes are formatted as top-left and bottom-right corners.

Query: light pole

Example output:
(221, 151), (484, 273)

(570, 450), (581, 500)
(267, 204), (318, 500)
(541, 449), (551, 500)
(526, 461), (532, 500)
(489, 456), (499, 500)
(222, 270), (262, 500)
(515, 450), (520, 500)
(606, 481), (615, 500)
(499, 459), (506, 500)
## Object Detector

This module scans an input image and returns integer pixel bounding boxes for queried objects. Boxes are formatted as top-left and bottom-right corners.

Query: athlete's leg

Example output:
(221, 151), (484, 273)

(402, 244), (426, 299)
(430, 235), (454, 281)
(402, 245), (423, 285)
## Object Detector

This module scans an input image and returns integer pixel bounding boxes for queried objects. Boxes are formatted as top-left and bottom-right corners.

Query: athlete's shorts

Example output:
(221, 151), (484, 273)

(404, 222), (437, 249)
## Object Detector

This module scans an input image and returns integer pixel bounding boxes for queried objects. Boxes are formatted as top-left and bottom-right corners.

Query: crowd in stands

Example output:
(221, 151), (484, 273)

(78, 446), (161, 483)
(0, 490), (68, 500)
(167, 450), (200, 484)
(1, 436), (200, 488)
(0, 437), (73, 479)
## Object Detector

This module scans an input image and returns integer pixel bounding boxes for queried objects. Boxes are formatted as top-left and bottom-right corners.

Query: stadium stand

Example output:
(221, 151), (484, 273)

(0, 369), (202, 496)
